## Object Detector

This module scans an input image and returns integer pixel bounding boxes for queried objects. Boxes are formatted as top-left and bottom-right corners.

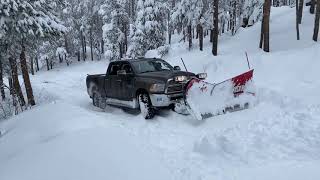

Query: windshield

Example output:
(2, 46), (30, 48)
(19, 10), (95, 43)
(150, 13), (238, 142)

(132, 60), (173, 74)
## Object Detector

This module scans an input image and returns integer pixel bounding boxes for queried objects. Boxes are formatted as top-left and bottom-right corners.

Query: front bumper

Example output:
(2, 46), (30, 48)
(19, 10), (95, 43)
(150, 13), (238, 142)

(149, 93), (184, 107)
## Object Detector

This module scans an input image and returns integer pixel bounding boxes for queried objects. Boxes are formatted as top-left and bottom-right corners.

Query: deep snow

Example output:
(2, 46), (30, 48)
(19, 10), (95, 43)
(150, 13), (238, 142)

(1, 6), (320, 180)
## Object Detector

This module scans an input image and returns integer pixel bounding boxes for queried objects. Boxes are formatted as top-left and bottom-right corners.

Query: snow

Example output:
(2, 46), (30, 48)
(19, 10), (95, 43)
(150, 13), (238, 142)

(186, 78), (257, 120)
(0, 102), (173, 180)
(1, 6), (320, 180)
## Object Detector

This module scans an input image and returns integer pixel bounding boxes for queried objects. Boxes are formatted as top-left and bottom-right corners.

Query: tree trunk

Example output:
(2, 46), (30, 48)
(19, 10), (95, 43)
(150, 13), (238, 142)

(199, 25), (204, 51)
(20, 44), (35, 106)
(30, 57), (34, 75)
(222, 18), (225, 33)
(169, 28), (172, 44)
(182, 26), (185, 42)
(59, 54), (63, 63)
(8, 77), (13, 95)
(0, 57), (5, 100)
(90, 29), (94, 61)
(46, 58), (50, 71)
(9, 57), (25, 106)
(124, 26), (128, 53)
(232, 1), (237, 35)
(84, 36), (87, 56)
(298, 0), (304, 24)
(296, 0), (301, 40)
(313, 0), (320, 41)
(168, 13), (172, 45)
(101, 39), (104, 55)
(66, 54), (69, 66)
(196, 24), (200, 39)
(188, 25), (192, 50)
(259, 17), (264, 48)
(77, 51), (81, 62)
(119, 43), (123, 59)
(64, 34), (69, 54)
(210, 29), (214, 42)
(212, 0), (219, 56)
(35, 55), (39, 71)
(310, 0), (315, 14)
(81, 31), (86, 61)
(262, 0), (271, 52)
(192, 28), (195, 39)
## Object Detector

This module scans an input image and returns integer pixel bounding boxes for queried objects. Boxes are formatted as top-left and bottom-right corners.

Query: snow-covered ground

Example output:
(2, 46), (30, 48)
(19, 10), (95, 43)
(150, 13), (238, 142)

(1, 6), (320, 180)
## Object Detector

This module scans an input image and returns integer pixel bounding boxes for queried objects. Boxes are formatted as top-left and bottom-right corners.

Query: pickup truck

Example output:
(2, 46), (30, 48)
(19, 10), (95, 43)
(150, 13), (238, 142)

(86, 58), (206, 119)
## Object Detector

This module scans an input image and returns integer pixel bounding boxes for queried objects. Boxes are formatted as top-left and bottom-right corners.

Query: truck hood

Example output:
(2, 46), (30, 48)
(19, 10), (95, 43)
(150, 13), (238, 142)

(136, 71), (196, 82)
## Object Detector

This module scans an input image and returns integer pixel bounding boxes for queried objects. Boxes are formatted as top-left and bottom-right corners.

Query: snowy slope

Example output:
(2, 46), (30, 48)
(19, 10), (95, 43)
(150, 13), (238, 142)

(1, 6), (320, 180)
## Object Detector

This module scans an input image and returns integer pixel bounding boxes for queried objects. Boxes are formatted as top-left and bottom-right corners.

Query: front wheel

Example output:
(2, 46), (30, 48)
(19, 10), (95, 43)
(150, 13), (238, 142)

(138, 93), (155, 119)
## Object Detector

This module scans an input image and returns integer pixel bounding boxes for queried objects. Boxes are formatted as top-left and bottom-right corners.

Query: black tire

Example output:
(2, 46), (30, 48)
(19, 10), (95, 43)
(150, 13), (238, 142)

(138, 93), (155, 119)
(92, 92), (106, 109)
(92, 93), (99, 107)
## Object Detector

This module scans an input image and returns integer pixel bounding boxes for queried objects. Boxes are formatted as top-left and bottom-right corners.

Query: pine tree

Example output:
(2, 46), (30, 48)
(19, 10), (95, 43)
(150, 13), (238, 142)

(171, 0), (203, 50)
(127, 24), (147, 57)
(103, 20), (123, 61)
(0, 0), (65, 106)
(101, 0), (129, 60)
(127, 0), (167, 57)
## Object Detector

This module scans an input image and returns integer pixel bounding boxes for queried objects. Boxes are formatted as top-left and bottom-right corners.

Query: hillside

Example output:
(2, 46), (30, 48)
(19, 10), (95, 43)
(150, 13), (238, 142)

(1, 6), (320, 180)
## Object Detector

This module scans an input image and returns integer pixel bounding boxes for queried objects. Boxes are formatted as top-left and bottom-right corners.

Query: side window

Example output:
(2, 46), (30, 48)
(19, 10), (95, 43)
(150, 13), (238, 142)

(109, 64), (120, 75)
(121, 63), (133, 74)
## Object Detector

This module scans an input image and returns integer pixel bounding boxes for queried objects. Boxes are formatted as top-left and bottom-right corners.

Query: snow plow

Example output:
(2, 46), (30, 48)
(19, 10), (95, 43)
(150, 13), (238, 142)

(184, 70), (256, 120)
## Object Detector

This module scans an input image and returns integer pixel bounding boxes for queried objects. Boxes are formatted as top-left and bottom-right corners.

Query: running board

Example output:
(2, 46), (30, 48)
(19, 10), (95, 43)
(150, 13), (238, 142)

(106, 98), (139, 109)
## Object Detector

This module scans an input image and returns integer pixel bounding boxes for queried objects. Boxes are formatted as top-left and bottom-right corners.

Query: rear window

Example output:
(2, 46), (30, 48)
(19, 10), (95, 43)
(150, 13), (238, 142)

(132, 60), (173, 74)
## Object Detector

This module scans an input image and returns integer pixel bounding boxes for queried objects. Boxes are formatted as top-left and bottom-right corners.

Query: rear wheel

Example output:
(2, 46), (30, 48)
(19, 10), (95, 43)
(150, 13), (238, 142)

(138, 93), (155, 119)
(92, 92), (106, 109)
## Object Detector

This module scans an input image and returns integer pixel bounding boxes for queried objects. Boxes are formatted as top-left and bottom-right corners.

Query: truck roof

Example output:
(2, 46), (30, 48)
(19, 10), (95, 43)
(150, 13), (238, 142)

(118, 57), (162, 62)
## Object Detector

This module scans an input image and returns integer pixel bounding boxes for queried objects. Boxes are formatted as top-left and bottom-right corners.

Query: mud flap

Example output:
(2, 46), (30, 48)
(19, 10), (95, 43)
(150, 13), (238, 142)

(185, 70), (256, 120)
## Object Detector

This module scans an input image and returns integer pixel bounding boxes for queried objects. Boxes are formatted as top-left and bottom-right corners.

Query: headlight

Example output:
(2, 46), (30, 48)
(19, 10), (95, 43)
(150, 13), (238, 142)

(175, 76), (188, 82)
(196, 73), (207, 79)
(149, 83), (166, 93)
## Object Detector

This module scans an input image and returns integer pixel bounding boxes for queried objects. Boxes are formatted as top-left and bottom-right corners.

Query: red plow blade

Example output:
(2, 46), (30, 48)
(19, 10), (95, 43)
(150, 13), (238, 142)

(185, 70), (256, 120)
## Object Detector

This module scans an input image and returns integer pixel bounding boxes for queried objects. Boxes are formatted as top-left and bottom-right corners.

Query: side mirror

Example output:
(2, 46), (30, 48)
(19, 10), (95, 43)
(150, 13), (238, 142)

(173, 66), (181, 71)
(117, 70), (127, 75)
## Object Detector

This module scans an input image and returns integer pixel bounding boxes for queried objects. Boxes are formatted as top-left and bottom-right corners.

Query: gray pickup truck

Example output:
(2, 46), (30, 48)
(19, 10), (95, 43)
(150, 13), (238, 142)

(86, 58), (206, 119)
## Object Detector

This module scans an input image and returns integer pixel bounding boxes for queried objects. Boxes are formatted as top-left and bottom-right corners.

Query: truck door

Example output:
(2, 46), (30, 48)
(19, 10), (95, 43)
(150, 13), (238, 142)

(119, 62), (135, 101)
(106, 62), (122, 99)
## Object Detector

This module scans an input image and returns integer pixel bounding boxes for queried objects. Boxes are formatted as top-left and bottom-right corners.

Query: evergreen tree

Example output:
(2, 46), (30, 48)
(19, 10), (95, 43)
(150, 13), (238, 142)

(101, 0), (129, 60)
(171, 0), (203, 50)
(0, 0), (65, 106)
(127, 0), (167, 57)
